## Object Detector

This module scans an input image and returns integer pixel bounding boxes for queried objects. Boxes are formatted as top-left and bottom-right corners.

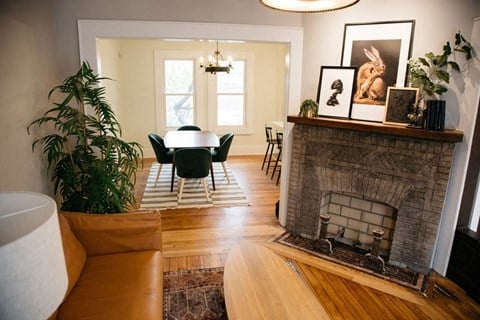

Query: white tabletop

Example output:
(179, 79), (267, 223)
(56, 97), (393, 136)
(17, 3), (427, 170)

(163, 130), (220, 149)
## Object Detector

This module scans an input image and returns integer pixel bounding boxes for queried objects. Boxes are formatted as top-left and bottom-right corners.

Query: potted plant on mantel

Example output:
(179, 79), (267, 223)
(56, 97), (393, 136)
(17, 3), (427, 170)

(407, 32), (474, 131)
(28, 62), (143, 213)
(298, 98), (319, 118)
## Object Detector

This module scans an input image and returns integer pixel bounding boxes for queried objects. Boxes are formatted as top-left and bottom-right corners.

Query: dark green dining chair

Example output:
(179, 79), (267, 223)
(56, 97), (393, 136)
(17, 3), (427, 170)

(211, 133), (234, 183)
(175, 148), (212, 202)
(148, 133), (174, 186)
(177, 125), (201, 131)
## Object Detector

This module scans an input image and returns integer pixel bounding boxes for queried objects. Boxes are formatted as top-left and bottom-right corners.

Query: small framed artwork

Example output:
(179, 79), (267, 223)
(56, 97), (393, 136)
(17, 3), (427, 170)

(316, 66), (356, 119)
(384, 87), (419, 125)
(341, 20), (415, 122)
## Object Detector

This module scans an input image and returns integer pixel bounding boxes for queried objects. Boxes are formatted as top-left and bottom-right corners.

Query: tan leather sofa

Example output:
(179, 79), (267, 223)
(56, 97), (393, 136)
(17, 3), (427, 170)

(52, 211), (163, 319)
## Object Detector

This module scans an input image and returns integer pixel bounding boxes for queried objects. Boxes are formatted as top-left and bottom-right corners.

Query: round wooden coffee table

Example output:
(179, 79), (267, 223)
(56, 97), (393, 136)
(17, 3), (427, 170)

(223, 242), (330, 319)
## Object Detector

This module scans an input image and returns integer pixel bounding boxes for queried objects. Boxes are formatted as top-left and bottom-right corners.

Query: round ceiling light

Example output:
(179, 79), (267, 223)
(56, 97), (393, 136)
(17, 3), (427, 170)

(260, 0), (360, 12)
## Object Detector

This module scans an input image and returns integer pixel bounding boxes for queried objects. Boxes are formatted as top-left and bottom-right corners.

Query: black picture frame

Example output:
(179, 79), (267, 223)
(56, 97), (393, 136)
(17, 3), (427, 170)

(384, 87), (419, 125)
(316, 66), (356, 119)
(341, 20), (415, 122)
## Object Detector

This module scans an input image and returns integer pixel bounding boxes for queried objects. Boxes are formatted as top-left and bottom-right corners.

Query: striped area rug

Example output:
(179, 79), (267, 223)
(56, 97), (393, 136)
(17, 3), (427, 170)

(140, 162), (249, 210)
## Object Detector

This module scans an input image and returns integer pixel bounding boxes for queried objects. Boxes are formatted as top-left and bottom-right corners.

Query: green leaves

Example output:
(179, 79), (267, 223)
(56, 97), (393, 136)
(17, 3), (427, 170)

(27, 61), (143, 213)
(408, 32), (474, 98)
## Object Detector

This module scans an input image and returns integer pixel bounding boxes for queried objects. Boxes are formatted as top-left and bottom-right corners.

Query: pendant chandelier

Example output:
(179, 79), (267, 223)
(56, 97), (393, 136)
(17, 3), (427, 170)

(260, 0), (360, 12)
(200, 42), (233, 74)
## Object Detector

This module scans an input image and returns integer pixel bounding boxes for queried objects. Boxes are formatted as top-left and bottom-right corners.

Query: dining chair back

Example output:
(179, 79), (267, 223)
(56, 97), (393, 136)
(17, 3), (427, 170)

(177, 125), (201, 131)
(174, 148), (212, 201)
(262, 125), (279, 174)
(271, 132), (283, 185)
(211, 133), (234, 183)
(148, 133), (174, 185)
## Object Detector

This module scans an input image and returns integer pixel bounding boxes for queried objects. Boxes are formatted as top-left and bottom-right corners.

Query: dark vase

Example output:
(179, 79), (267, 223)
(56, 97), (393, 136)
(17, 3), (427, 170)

(423, 100), (446, 131)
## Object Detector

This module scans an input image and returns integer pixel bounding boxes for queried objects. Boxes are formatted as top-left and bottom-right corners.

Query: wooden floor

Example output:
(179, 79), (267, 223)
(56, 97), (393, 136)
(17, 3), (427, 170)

(134, 155), (480, 319)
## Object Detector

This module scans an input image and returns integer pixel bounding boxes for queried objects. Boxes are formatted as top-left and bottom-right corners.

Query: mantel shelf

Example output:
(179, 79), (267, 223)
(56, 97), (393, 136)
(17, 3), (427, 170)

(287, 116), (464, 143)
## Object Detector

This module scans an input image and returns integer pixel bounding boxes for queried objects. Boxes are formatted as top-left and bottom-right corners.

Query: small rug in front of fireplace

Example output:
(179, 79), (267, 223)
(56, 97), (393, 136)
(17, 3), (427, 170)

(273, 232), (427, 292)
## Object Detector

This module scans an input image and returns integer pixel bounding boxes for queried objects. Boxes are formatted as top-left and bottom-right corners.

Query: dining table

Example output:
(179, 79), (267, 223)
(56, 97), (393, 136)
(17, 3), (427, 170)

(163, 130), (220, 192)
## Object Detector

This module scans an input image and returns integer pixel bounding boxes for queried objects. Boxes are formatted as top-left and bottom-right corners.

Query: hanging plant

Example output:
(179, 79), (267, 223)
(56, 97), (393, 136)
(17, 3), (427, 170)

(28, 62), (143, 213)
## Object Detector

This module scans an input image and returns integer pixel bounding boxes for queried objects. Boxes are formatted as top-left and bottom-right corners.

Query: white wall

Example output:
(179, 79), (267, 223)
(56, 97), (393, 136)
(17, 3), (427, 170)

(53, 0), (302, 77)
(300, 0), (480, 275)
(98, 39), (287, 157)
(468, 17), (480, 231)
(97, 39), (122, 123)
(0, 0), (59, 194)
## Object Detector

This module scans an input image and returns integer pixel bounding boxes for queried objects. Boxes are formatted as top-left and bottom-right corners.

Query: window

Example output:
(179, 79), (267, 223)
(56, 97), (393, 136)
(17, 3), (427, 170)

(164, 60), (194, 127)
(155, 49), (253, 134)
(208, 52), (254, 134)
(216, 61), (245, 126)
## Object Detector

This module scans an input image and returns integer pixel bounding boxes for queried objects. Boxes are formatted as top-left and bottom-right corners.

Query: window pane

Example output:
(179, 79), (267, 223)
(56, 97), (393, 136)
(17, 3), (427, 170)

(166, 95), (194, 127)
(217, 61), (244, 94)
(165, 60), (193, 93)
(217, 95), (244, 126)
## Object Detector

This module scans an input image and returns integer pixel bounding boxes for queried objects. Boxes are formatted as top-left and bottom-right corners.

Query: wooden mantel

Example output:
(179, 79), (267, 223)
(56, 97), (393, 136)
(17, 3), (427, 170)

(287, 116), (464, 143)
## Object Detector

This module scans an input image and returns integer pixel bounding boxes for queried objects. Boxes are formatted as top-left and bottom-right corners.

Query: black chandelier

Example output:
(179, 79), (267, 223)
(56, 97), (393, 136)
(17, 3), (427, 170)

(200, 42), (232, 74)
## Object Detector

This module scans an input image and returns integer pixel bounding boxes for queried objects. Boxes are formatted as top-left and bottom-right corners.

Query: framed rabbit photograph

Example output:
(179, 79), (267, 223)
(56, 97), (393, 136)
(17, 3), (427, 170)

(316, 66), (356, 119)
(341, 20), (415, 122)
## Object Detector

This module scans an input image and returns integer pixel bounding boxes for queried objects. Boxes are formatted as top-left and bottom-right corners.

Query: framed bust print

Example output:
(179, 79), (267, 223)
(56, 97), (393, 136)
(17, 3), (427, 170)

(316, 66), (356, 119)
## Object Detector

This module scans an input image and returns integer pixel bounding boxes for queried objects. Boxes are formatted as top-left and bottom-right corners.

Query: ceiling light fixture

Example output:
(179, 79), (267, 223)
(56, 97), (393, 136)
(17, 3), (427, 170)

(260, 0), (360, 12)
(200, 42), (232, 74)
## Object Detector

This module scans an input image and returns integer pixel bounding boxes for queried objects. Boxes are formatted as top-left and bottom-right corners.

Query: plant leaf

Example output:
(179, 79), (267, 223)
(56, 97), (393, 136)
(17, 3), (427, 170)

(436, 70), (450, 83)
(448, 61), (460, 72)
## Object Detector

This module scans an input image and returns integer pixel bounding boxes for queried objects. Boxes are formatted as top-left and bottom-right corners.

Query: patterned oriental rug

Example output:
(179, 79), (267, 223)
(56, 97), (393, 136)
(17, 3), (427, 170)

(163, 268), (227, 320)
(140, 163), (249, 210)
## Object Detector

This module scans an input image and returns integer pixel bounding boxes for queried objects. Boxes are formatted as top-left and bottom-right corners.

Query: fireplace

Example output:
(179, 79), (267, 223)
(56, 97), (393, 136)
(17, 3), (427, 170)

(286, 116), (463, 274)
(319, 191), (397, 256)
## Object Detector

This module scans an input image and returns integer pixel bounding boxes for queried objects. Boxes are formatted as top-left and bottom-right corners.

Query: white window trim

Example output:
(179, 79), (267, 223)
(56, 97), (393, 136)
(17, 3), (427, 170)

(207, 52), (254, 135)
(155, 49), (254, 135)
(154, 50), (205, 132)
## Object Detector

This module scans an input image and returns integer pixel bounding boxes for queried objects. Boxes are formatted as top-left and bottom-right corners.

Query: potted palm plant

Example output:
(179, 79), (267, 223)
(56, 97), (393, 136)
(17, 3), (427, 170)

(408, 32), (474, 130)
(28, 62), (143, 213)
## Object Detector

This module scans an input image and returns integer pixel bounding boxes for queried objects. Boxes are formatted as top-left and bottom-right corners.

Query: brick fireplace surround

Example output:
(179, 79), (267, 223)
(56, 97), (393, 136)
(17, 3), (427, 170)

(286, 116), (463, 274)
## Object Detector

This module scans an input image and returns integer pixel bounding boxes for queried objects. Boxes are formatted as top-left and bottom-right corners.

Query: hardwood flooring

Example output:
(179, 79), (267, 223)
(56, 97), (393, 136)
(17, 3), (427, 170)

(134, 155), (480, 319)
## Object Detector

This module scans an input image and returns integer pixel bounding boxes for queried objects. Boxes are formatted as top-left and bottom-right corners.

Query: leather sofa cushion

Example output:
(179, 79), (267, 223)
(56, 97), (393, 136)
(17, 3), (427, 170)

(62, 212), (162, 255)
(58, 214), (87, 298)
(57, 251), (163, 319)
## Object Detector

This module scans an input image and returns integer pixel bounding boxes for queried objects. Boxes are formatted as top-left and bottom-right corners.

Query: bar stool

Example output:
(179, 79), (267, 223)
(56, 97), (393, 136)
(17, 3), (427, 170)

(262, 126), (279, 174)
(271, 132), (282, 185)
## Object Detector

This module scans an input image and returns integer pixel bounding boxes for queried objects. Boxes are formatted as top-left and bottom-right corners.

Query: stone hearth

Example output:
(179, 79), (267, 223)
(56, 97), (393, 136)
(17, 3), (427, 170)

(286, 116), (463, 274)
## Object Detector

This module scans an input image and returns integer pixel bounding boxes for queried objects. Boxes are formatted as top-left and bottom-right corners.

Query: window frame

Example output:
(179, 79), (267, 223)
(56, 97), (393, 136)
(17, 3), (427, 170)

(207, 52), (254, 135)
(154, 50), (205, 132)
(155, 49), (254, 135)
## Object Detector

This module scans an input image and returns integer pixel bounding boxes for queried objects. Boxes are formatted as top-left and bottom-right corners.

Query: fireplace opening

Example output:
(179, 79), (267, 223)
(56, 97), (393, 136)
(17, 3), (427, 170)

(319, 191), (398, 261)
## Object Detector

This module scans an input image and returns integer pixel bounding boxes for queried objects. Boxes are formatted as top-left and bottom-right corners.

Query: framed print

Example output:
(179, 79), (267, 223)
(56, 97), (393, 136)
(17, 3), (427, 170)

(316, 66), (356, 119)
(341, 20), (415, 122)
(384, 87), (419, 125)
